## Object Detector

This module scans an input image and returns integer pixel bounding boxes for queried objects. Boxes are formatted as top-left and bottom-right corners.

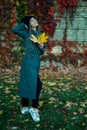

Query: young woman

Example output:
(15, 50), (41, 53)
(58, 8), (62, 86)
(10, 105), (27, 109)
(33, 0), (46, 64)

(12, 15), (46, 122)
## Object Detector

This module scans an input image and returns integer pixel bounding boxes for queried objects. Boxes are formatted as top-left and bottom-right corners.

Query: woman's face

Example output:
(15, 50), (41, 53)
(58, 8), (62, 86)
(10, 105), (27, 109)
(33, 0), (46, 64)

(30, 17), (39, 27)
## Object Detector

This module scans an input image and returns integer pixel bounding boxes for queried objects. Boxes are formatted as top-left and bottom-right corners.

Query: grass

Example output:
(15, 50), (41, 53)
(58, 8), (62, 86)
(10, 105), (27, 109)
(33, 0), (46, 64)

(0, 68), (87, 130)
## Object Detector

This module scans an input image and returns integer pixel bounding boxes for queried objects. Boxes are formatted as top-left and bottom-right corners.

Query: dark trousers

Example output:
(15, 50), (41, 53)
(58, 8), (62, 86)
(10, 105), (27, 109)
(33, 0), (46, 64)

(21, 75), (42, 108)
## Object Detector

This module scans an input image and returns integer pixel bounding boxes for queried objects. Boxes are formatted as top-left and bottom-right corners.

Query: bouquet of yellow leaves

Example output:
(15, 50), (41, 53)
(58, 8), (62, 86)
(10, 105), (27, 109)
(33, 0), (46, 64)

(30, 32), (48, 44)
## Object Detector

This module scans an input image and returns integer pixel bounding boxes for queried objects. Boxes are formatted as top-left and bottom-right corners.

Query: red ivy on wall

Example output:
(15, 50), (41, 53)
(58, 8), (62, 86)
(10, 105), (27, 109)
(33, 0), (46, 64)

(57, 0), (79, 13)
(16, 0), (79, 37)
(1, 0), (84, 68)
(17, 0), (57, 37)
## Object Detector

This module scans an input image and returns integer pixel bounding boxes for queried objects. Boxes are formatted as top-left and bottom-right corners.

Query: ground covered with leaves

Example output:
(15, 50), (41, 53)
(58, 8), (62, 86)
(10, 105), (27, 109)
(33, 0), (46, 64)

(0, 66), (87, 130)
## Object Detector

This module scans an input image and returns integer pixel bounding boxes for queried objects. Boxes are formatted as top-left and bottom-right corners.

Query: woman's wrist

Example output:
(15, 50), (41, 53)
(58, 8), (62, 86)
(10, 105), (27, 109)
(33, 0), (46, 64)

(39, 43), (44, 48)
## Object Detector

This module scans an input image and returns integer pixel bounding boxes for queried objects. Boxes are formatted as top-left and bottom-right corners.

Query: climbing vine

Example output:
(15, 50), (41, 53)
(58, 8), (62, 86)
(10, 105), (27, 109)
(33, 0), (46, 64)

(1, 0), (87, 68)
(57, 0), (79, 18)
(16, 0), (56, 37)
(16, 0), (79, 37)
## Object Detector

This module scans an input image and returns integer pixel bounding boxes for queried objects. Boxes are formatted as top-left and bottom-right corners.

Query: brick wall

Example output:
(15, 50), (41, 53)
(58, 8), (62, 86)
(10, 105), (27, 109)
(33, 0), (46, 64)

(52, 1), (87, 43)
(41, 1), (87, 68)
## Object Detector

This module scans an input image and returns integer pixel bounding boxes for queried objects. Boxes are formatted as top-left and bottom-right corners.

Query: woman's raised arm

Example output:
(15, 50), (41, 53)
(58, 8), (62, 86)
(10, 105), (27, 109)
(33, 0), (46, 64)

(12, 23), (28, 39)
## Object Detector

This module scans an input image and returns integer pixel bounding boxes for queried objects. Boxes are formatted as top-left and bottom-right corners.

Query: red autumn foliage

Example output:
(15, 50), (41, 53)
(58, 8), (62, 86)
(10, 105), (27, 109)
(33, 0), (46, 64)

(46, 40), (87, 68)
(0, 0), (87, 68)
(24, 0), (57, 37)
(57, 0), (79, 20)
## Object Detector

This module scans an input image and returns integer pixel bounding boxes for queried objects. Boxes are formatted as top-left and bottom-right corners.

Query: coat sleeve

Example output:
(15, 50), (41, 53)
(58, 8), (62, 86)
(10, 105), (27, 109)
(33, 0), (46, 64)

(12, 23), (27, 39)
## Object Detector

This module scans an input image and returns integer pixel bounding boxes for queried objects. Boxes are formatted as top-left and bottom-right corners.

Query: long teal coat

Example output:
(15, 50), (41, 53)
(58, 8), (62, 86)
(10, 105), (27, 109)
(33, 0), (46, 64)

(12, 23), (46, 99)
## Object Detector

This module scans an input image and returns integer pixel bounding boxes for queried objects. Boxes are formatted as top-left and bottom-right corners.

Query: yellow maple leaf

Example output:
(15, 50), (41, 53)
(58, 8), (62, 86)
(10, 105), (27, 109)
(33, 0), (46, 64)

(37, 32), (48, 43)
(39, 101), (45, 106)
(30, 32), (48, 44)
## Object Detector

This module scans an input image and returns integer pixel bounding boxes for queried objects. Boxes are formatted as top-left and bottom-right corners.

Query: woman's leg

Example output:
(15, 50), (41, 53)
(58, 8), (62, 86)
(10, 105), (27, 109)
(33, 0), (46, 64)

(28, 75), (42, 122)
(32, 75), (42, 108)
(21, 97), (29, 107)
(21, 97), (29, 114)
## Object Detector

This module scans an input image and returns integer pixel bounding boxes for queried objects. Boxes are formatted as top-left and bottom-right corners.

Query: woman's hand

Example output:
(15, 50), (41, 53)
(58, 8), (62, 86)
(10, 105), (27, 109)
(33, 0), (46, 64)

(39, 43), (44, 48)
(25, 25), (28, 29)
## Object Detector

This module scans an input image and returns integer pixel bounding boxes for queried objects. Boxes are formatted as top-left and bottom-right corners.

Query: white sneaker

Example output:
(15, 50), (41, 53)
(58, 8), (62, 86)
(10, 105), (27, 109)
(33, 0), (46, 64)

(21, 107), (29, 114)
(28, 107), (40, 122)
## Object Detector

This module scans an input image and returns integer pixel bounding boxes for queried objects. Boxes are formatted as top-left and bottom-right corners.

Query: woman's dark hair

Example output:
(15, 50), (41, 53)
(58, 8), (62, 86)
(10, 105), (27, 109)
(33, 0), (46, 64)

(21, 16), (33, 28)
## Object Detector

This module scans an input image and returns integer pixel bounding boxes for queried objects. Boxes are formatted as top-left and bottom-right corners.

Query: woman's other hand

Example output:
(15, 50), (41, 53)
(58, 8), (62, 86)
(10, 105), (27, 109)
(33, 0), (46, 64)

(39, 43), (44, 48)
